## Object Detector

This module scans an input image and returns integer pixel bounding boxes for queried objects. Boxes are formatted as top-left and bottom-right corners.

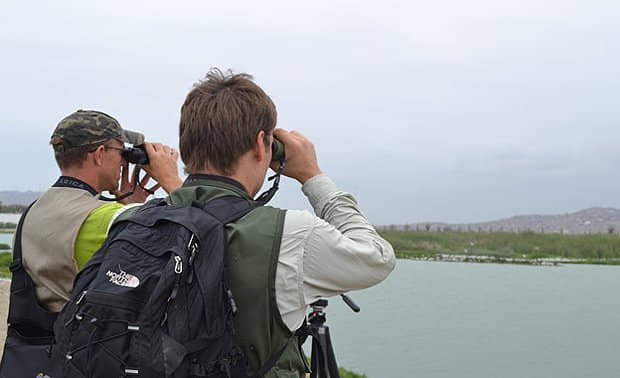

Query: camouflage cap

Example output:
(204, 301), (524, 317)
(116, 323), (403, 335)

(50, 110), (144, 150)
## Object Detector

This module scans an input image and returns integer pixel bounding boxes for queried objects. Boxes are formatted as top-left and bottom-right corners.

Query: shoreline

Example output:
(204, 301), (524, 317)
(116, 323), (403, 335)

(399, 253), (620, 266)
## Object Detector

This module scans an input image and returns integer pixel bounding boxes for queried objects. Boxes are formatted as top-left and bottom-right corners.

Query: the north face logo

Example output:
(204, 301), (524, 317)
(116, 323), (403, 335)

(106, 266), (140, 288)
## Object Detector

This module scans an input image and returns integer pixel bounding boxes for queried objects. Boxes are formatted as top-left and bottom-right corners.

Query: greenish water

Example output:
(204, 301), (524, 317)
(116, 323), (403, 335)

(320, 260), (620, 378)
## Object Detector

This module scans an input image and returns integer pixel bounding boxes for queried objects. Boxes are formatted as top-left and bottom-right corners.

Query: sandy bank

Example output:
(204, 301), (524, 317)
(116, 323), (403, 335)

(0, 279), (9, 359)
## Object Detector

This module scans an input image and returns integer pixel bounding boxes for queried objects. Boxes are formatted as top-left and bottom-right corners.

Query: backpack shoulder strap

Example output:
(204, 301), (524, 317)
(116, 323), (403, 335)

(9, 201), (37, 273)
(6, 200), (57, 335)
(198, 195), (291, 377)
(110, 197), (167, 227)
(198, 196), (262, 225)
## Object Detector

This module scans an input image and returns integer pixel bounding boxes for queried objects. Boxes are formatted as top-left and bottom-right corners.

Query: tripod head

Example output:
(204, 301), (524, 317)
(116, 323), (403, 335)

(304, 295), (360, 378)
(309, 295), (359, 326)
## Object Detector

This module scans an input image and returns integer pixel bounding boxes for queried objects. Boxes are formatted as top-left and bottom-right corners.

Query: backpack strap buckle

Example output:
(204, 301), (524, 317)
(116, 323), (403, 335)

(9, 258), (22, 272)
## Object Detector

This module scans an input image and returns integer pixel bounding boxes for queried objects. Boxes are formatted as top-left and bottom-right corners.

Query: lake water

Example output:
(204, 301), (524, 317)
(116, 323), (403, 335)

(0, 231), (617, 377)
(0, 233), (13, 247)
(0, 214), (21, 223)
(320, 260), (620, 378)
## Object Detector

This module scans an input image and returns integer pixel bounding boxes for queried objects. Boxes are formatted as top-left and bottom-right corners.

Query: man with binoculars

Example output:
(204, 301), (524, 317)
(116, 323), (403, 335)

(159, 69), (396, 376)
(17, 110), (182, 313)
(0, 109), (183, 376)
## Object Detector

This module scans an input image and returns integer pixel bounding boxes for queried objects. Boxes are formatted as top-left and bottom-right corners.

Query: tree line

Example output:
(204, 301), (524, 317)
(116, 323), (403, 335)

(380, 228), (620, 262)
(0, 201), (27, 214)
(0, 222), (17, 229)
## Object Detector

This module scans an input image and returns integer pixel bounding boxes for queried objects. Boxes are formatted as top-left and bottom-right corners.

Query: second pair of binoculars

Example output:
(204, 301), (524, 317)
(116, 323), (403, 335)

(123, 144), (150, 165)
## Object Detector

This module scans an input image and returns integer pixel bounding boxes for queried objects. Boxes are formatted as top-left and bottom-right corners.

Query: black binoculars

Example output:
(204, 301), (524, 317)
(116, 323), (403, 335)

(122, 145), (149, 165)
(271, 139), (285, 162)
(123, 139), (284, 166)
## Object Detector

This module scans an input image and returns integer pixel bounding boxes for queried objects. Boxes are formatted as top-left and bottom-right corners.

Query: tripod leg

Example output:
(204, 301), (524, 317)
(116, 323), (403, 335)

(311, 327), (336, 378)
(323, 327), (340, 378)
(310, 338), (319, 378)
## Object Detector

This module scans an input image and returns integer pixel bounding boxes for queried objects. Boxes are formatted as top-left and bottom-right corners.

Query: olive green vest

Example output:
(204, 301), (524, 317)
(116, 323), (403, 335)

(168, 176), (307, 378)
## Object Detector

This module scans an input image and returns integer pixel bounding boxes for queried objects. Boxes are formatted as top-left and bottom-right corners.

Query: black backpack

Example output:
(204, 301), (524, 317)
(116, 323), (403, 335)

(53, 196), (281, 378)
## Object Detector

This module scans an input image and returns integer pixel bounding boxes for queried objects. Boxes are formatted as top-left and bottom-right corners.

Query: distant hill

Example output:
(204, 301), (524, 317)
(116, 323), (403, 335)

(2, 190), (620, 235)
(0, 191), (43, 206)
(399, 207), (620, 235)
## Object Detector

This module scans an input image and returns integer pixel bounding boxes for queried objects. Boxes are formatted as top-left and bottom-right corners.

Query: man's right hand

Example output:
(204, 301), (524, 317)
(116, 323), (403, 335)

(142, 142), (183, 193)
(271, 129), (322, 184)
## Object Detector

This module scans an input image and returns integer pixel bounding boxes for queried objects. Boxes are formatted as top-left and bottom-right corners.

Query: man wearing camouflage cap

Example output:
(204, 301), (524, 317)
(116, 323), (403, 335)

(17, 109), (183, 311)
(0, 109), (183, 377)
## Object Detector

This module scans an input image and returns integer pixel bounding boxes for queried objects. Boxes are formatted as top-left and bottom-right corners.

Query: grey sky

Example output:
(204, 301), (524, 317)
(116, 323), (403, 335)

(1, 0), (618, 225)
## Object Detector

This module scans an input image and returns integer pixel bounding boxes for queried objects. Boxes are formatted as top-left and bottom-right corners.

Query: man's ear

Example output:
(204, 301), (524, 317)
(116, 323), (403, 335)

(254, 130), (268, 162)
(92, 145), (106, 166)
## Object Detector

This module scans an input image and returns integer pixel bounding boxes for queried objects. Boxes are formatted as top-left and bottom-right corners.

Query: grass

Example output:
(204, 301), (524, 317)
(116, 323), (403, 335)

(339, 367), (367, 378)
(380, 230), (620, 263)
(0, 251), (12, 277)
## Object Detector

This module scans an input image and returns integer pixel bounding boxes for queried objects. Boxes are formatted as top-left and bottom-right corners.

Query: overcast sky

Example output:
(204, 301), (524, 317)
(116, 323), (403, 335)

(1, 0), (618, 225)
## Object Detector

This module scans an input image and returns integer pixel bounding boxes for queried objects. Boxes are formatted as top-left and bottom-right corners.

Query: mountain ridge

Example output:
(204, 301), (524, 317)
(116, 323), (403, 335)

(0, 190), (44, 206)
(3, 191), (620, 234)
(397, 207), (620, 234)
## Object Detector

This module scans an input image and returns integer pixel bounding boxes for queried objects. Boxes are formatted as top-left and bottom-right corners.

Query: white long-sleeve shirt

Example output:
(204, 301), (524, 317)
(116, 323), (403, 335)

(275, 174), (396, 331)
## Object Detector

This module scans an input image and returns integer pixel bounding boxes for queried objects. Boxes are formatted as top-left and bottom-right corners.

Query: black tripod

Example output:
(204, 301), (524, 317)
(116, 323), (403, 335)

(306, 295), (360, 378)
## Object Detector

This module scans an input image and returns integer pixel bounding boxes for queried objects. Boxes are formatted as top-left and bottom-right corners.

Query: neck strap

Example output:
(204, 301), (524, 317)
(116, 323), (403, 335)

(53, 176), (98, 196)
(254, 157), (286, 204)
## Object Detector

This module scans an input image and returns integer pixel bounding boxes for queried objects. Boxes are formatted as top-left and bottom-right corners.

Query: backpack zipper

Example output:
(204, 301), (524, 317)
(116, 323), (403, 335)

(161, 254), (184, 328)
(170, 255), (183, 300)
(76, 289), (88, 305)
(64, 290), (88, 327)
(187, 233), (199, 284)
(174, 255), (183, 274)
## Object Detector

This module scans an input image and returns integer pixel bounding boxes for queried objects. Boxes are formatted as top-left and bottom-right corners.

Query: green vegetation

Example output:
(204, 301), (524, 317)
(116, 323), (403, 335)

(0, 252), (12, 277)
(380, 230), (620, 264)
(0, 203), (26, 214)
(0, 243), (10, 250)
(339, 367), (367, 378)
(0, 222), (17, 231)
(304, 357), (366, 377)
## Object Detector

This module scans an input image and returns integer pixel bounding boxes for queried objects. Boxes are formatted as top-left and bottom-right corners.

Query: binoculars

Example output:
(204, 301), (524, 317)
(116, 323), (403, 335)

(121, 130), (149, 165)
(123, 145), (149, 165)
(122, 138), (285, 166)
(271, 139), (285, 162)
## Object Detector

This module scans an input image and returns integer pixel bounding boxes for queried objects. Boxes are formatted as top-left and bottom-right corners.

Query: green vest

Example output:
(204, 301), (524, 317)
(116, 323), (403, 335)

(168, 175), (307, 378)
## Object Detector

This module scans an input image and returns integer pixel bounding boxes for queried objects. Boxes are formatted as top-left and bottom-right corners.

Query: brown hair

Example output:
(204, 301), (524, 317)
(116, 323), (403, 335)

(179, 68), (277, 175)
(51, 137), (103, 170)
